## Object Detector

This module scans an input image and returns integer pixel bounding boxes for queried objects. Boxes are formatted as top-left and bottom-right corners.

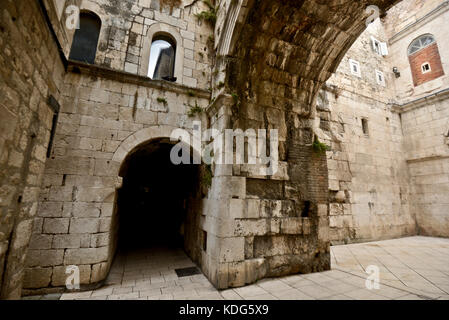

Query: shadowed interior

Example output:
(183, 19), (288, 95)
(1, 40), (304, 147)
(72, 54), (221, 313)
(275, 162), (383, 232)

(116, 139), (201, 251)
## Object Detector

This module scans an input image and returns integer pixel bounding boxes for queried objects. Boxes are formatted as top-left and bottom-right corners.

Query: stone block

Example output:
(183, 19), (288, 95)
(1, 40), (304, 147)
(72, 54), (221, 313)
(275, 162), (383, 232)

(52, 234), (82, 249)
(280, 218), (303, 234)
(91, 262), (109, 283)
(38, 202), (64, 218)
(72, 202), (101, 218)
(229, 199), (245, 219)
(69, 218), (100, 234)
(228, 262), (246, 287)
(318, 204), (328, 216)
(26, 249), (64, 267)
(90, 233), (110, 247)
(43, 218), (70, 234)
(218, 237), (245, 263)
(23, 268), (52, 289)
(75, 187), (115, 203)
(64, 247), (109, 265)
(29, 234), (53, 250)
(234, 219), (268, 236)
(245, 258), (266, 284)
(246, 200), (260, 219)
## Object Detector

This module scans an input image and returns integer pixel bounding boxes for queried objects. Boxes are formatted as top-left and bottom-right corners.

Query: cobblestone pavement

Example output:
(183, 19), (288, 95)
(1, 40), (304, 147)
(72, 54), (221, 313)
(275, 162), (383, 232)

(25, 236), (449, 300)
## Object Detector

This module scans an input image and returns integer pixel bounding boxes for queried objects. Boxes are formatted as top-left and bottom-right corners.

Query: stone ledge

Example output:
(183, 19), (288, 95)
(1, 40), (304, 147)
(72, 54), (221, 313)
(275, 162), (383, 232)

(406, 154), (449, 164)
(67, 60), (211, 100)
(390, 87), (449, 113)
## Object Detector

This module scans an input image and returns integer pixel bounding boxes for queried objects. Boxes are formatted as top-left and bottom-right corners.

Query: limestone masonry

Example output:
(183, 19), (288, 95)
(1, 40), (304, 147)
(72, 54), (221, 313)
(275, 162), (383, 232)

(0, 0), (448, 299)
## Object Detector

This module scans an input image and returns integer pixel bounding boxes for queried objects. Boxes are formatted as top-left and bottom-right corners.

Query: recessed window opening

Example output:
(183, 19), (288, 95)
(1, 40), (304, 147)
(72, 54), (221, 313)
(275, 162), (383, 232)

(421, 62), (431, 74)
(376, 70), (385, 86)
(203, 231), (207, 252)
(301, 201), (311, 218)
(362, 118), (369, 135)
(371, 37), (388, 56)
(349, 59), (361, 77)
(148, 35), (176, 81)
(69, 12), (101, 64)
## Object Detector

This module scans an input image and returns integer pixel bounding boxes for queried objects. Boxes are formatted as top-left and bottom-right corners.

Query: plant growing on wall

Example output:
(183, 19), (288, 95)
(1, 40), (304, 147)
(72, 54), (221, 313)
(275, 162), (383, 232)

(312, 136), (331, 154)
(157, 97), (168, 106)
(216, 81), (225, 89)
(202, 164), (213, 188)
(231, 92), (240, 107)
(195, 0), (217, 27)
(186, 101), (204, 117)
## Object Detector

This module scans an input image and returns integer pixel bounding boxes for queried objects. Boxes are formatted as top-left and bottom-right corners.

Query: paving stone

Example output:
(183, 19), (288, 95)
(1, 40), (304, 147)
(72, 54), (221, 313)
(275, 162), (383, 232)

(35, 237), (449, 300)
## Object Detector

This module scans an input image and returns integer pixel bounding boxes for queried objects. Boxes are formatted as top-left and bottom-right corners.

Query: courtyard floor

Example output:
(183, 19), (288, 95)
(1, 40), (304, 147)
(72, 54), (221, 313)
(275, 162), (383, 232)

(25, 236), (449, 300)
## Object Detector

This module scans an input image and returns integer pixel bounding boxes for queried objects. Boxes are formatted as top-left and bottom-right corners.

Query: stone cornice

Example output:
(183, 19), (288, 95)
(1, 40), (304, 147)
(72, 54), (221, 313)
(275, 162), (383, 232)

(390, 88), (449, 113)
(67, 60), (211, 100)
(406, 154), (449, 164)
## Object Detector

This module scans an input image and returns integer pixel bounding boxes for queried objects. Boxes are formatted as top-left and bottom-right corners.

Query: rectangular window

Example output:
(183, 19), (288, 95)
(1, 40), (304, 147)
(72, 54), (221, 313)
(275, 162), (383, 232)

(46, 95), (60, 158)
(421, 62), (431, 74)
(362, 118), (369, 136)
(349, 59), (361, 77)
(371, 36), (388, 56)
(375, 70), (386, 86)
(203, 231), (207, 252)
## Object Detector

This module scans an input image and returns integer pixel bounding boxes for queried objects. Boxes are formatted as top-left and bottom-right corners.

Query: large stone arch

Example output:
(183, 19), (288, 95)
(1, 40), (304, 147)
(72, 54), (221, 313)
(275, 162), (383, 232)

(201, 0), (405, 288)
(112, 125), (203, 176)
(108, 124), (206, 278)
(113, 125), (181, 166)
(221, 0), (402, 115)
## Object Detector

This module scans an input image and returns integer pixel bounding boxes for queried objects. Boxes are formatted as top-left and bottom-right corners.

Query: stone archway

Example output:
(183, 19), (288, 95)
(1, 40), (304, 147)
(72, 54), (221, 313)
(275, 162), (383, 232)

(110, 126), (206, 268)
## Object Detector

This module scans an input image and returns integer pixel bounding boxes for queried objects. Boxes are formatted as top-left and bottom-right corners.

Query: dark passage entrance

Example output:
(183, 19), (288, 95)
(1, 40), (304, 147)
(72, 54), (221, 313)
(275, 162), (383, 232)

(116, 139), (201, 251)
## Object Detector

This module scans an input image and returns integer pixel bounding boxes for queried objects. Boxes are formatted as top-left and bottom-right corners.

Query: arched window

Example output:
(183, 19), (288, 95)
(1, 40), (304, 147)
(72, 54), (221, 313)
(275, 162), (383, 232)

(148, 35), (176, 81)
(408, 34), (435, 56)
(69, 12), (101, 64)
(407, 34), (444, 87)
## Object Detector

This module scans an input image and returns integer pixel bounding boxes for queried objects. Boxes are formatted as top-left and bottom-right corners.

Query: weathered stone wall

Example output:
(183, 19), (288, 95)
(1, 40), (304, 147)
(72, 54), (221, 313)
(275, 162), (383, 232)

(76, 0), (215, 89)
(196, 95), (330, 289)
(207, 0), (403, 287)
(0, 0), (68, 299)
(387, 0), (449, 237)
(22, 63), (211, 294)
(320, 20), (416, 243)
(4, 0), (448, 298)
(396, 94), (449, 237)
(320, 0), (449, 243)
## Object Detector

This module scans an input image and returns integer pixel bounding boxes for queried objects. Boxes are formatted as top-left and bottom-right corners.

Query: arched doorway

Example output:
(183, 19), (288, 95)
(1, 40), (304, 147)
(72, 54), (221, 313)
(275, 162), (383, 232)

(113, 138), (203, 263)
